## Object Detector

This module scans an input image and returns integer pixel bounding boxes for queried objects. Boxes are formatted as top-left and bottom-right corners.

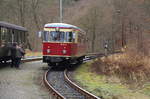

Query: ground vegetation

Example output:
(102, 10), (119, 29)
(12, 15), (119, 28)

(74, 60), (150, 99)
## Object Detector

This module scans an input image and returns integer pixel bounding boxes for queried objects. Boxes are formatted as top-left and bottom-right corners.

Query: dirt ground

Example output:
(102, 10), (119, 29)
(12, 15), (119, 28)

(0, 61), (53, 99)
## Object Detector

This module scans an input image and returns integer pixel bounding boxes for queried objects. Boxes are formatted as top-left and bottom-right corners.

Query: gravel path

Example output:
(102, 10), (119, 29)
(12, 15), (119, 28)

(0, 61), (52, 99)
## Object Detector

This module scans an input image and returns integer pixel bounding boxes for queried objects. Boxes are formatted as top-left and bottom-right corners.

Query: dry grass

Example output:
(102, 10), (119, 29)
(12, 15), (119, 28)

(92, 51), (150, 85)
(74, 59), (150, 99)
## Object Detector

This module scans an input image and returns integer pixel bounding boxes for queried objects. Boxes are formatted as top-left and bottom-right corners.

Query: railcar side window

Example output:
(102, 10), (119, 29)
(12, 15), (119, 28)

(66, 32), (73, 42)
(68, 32), (73, 42)
(43, 31), (49, 41)
(78, 33), (81, 43)
(78, 32), (85, 43)
(73, 32), (76, 42)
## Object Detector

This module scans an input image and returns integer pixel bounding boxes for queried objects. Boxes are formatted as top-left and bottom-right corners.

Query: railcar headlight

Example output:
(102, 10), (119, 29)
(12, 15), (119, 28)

(62, 50), (67, 54)
(47, 49), (51, 53)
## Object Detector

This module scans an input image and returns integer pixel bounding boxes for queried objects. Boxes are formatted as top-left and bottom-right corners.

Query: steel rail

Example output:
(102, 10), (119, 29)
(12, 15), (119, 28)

(21, 57), (42, 62)
(64, 70), (101, 99)
(43, 69), (65, 99)
(43, 53), (103, 99)
(43, 69), (101, 99)
(2, 57), (42, 64)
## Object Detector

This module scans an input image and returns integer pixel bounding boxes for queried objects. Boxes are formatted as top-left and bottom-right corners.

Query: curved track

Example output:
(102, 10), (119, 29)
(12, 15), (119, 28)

(44, 68), (101, 99)
(26, 53), (119, 99)
(23, 53), (108, 99)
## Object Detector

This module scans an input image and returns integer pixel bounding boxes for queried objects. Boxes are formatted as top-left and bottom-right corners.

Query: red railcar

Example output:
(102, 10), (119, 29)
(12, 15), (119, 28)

(40, 23), (87, 67)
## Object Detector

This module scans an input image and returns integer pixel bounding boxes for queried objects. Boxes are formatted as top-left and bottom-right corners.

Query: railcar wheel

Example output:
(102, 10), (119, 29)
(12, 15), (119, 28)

(77, 57), (84, 64)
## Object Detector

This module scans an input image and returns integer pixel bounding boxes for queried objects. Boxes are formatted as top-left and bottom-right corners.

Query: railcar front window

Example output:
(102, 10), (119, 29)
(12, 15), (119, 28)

(43, 31), (75, 42)
(50, 31), (65, 42)
(43, 31), (65, 42)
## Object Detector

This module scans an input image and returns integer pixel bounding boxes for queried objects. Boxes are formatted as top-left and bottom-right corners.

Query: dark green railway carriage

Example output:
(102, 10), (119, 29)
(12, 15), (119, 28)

(0, 21), (27, 63)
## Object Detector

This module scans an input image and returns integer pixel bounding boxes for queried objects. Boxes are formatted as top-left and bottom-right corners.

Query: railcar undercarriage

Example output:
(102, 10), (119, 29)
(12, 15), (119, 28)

(43, 56), (85, 67)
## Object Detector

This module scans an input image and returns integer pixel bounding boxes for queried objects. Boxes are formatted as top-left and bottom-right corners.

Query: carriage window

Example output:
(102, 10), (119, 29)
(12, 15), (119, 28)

(0, 27), (1, 41)
(14, 30), (20, 43)
(1, 28), (6, 41)
(1, 27), (10, 42)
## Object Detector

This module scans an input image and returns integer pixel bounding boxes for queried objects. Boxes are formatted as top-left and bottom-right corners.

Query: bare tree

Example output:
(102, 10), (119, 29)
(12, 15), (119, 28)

(31, 0), (40, 30)
(17, 0), (26, 27)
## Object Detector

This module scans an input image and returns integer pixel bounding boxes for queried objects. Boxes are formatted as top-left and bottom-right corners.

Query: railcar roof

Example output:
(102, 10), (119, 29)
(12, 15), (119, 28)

(44, 23), (85, 33)
(0, 21), (27, 32)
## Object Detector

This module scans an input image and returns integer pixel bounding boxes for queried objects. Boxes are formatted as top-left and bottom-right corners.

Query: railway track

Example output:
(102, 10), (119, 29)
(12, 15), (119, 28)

(21, 57), (42, 62)
(44, 68), (101, 99)
(25, 53), (119, 99)
(23, 54), (106, 99)
(1, 55), (101, 99)
(25, 56), (100, 99)
(0, 57), (42, 65)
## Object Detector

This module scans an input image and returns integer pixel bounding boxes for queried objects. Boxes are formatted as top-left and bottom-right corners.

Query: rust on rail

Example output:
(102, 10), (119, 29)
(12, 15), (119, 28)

(43, 70), (65, 99)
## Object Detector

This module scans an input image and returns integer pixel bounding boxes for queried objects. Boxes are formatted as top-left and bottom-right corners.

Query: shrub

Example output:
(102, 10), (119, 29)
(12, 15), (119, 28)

(92, 52), (150, 84)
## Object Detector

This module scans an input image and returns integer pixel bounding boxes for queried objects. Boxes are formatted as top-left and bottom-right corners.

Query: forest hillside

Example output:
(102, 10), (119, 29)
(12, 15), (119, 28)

(0, 0), (150, 55)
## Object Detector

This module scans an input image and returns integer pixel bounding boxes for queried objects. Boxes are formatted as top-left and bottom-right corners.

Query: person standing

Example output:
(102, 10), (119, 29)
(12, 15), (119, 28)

(15, 44), (25, 69)
(11, 43), (25, 69)
(19, 43), (25, 58)
(11, 42), (17, 68)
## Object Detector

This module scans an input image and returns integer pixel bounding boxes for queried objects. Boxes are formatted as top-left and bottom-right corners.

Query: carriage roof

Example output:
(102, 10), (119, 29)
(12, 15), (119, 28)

(44, 23), (85, 33)
(0, 21), (27, 32)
